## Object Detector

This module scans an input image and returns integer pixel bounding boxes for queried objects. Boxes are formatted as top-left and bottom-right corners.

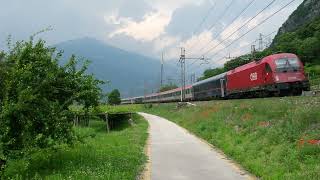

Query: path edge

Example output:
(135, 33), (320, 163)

(141, 112), (257, 180)
(138, 113), (151, 180)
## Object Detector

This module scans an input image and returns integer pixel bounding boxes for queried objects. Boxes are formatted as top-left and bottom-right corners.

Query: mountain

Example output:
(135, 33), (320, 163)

(275, 0), (320, 37)
(55, 37), (176, 97)
(270, 0), (320, 65)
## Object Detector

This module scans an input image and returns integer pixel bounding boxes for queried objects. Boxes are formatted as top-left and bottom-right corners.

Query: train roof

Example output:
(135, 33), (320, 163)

(121, 96), (144, 101)
(144, 85), (192, 98)
(192, 72), (227, 87)
(227, 53), (298, 75)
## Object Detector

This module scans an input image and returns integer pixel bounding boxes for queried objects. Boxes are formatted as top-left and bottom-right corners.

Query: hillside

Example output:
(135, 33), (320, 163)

(56, 38), (176, 97)
(276, 0), (320, 36)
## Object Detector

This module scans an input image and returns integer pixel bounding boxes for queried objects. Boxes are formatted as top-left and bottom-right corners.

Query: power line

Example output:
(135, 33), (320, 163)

(196, 0), (257, 55)
(188, 0), (236, 51)
(187, 0), (273, 71)
(192, 0), (218, 36)
(188, 30), (278, 73)
(202, 0), (277, 56)
(208, 0), (297, 61)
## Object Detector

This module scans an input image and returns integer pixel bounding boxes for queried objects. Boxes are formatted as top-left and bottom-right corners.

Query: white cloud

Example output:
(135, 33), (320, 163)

(107, 11), (172, 41)
(105, 0), (205, 42)
(160, 30), (226, 60)
(153, 35), (180, 52)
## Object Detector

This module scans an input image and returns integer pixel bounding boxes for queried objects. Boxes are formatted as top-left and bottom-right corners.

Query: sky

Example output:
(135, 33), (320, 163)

(0, 0), (304, 74)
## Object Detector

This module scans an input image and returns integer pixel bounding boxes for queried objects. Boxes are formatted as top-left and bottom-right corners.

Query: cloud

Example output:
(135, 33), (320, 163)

(160, 30), (226, 60)
(106, 11), (172, 41)
(105, 0), (204, 42)
(153, 35), (180, 52)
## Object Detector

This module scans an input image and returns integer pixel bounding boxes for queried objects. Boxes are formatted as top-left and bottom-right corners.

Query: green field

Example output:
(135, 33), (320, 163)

(143, 97), (320, 179)
(1, 114), (148, 179)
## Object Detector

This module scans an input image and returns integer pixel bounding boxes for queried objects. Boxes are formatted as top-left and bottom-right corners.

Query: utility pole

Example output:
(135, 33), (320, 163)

(190, 73), (196, 84)
(179, 47), (208, 102)
(160, 52), (164, 88)
(251, 45), (256, 60)
(179, 48), (186, 102)
(258, 33), (263, 51)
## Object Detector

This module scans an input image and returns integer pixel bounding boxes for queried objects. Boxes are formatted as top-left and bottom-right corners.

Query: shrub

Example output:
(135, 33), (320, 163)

(0, 35), (103, 158)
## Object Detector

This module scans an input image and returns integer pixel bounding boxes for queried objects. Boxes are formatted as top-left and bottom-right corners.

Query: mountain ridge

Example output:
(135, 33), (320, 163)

(55, 37), (173, 97)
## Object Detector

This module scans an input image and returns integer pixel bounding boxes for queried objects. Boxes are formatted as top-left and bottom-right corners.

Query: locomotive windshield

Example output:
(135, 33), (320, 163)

(275, 58), (301, 72)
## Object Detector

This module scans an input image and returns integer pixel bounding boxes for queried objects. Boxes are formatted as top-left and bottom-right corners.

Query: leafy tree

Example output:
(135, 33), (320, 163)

(108, 89), (121, 105)
(224, 55), (252, 71)
(0, 36), (102, 156)
(159, 84), (178, 92)
(197, 67), (225, 81)
(298, 37), (320, 63)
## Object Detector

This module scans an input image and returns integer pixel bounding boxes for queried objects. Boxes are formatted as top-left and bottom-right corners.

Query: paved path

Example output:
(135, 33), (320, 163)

(139, 112), (251, 180)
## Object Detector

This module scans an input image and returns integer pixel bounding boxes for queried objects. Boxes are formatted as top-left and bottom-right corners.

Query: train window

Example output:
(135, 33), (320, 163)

(265, 64), (272, 72)
(275, 58), (300, 72)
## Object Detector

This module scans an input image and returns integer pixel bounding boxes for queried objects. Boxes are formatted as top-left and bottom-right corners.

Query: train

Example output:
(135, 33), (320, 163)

(121, 53), (310, 104)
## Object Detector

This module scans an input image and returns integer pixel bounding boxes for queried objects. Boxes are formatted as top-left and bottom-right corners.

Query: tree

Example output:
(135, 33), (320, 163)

(298, 37), (320, 63)
(159, 84), (178, 92)
(224, 55), (251, 71)
(198, 67), (225, 81)
(0, 36), (103, 156)
(108, 89), (121, 105)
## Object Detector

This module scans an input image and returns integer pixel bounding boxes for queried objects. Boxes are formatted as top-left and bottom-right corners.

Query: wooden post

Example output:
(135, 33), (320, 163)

(105, 113), (110, 133)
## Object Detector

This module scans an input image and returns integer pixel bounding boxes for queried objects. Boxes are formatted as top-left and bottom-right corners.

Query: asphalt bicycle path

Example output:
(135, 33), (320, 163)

(139, 112), (253, 180)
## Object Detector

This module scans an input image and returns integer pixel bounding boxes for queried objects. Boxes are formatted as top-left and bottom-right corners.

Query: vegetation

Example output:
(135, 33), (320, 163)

(143, 97), (320, 179)
(0, 35), (102, 163)
(0, 33), (102, 175)
(99, 104), (143, 114)
(197, 67), (225, 81)
(108, 89), (121, 105)
(159, 84), (178, 92)
(1, 114), (148, 179)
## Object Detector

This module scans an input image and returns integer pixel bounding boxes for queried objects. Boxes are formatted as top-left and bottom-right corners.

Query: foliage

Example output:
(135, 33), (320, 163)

(223, 55), (252, 71)
(144, 97), (320, 179)
(1, 114), (148, 179)
(0, 36), (102, 159)
(108, 89), (121, 105)
(197, 67), (225, 81)
(272, 17), (320, 64)
(159, 84), (178, 92)
(98, 104), (143, 114)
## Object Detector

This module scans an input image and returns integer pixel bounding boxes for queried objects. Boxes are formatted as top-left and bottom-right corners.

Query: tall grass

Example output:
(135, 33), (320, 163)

(144, 97), (320, 179)
(1, 114), (148, 179)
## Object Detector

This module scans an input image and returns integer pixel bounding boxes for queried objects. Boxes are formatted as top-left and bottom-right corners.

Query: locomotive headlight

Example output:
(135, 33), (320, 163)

(275, 75), (279, 82)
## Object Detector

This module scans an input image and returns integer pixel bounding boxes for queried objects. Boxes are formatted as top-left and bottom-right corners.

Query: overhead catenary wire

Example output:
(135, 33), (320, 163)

(188, 0), (256, 68)
(192, 0), (218, 36)
(202, 0), (277, 56)
(187, 30), (279, 73)
(208, 0), (298, 62)
(196, 0), (257, 55)
(188, 0), (236, 51)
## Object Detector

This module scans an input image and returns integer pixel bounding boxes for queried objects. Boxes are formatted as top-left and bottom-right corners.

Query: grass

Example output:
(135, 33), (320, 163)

(143, 96), (320, 179)
(1, 114), (148, 179)
(98, 104), (143, 114)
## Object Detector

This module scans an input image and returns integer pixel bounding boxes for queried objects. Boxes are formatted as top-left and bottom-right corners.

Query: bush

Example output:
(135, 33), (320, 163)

(108, 89), (121, 105)
(0, 35), (103, 159)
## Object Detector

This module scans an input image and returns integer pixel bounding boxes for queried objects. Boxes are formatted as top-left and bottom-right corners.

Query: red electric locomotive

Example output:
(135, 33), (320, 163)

(226, 53), (310, 97)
